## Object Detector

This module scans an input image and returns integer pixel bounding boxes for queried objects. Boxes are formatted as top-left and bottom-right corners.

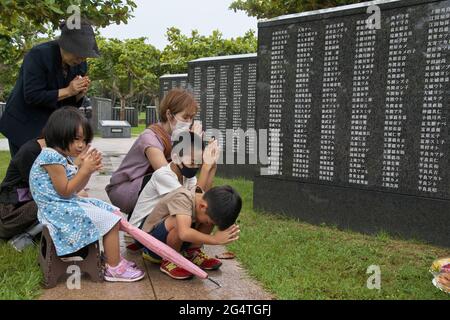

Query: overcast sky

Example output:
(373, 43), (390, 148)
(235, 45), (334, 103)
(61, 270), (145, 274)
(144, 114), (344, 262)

(100, 0), (258, 49)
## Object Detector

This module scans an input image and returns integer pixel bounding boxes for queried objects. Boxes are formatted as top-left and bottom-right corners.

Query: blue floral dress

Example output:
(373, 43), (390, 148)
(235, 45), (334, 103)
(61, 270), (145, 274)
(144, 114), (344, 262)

(30, 148), (121, 256)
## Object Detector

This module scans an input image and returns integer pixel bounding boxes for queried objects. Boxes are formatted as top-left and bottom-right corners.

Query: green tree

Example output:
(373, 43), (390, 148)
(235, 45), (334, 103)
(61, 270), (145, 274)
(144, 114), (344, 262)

(88, 37), (161, 119)
(0, 21), (52, 100)
(229, 0), (366, 19)
(0, 0), (136, 29)
(160, 27), (257, 74)
(0, 0), (136, 100)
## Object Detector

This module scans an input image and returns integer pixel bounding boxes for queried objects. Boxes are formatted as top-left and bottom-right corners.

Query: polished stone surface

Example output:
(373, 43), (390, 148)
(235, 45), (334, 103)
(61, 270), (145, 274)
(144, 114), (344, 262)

(254, 0), (450, 246)
(160, 75), (188, 102)
(187, 54), (259, 180)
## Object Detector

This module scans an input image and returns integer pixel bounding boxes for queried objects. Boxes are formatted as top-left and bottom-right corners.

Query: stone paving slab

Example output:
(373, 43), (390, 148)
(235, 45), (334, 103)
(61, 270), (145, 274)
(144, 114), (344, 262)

(32, 137), (272, 300)
(91, 137), (136, 155)
(145, 245), (273, 300)
(39, 248), (156, 300)
(0, 137), (137, 153)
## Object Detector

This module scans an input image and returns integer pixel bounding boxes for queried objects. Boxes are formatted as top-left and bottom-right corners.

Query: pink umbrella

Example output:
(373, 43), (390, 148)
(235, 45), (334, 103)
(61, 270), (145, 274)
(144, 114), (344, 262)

(115, 214), (208, 279)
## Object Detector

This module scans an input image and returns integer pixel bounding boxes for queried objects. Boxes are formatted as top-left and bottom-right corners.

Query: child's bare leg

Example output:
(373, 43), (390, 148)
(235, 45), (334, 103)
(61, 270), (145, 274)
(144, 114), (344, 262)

(165, 217), (184, 252)
(103, 222), (121, 267)
(189, 223), (214, 248)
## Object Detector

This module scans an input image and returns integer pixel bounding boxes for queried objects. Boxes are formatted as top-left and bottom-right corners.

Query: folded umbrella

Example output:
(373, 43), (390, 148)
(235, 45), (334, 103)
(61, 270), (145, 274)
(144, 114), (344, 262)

(116, 214), (208, 279)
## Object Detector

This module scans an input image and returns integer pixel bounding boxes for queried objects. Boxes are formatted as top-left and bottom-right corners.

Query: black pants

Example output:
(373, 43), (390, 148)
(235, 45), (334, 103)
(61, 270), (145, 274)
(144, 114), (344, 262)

(8, 140), (20, 157)
(0, 201), (38, 239)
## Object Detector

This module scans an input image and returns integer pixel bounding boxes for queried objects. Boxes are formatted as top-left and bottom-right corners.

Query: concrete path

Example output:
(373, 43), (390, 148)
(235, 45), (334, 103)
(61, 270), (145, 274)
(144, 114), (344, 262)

(0, 137), (137, 153)
(0, 138), (8, 151)
(39, 137), (273, 300)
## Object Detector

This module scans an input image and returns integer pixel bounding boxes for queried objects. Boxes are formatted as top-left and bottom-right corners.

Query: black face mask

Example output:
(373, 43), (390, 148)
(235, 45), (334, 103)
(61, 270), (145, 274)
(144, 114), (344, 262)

(178, 164), (199, 178)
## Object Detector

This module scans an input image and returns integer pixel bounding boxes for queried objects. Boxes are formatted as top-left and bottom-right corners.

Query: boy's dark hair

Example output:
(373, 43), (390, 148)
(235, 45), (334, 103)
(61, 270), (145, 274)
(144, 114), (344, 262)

(172, 131), (205, 159)
(203, 185), (242, 230)
(44, 106), (93, 151)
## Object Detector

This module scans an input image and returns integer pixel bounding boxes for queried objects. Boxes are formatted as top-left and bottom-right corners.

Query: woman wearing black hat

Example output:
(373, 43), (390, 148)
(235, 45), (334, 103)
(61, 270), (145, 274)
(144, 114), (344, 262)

(0, 19), (100, 156)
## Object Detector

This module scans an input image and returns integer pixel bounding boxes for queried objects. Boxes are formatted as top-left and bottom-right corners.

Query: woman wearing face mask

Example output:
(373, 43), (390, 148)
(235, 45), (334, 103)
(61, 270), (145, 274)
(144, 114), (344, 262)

(105, 89), (205, 215)
(129, 132), (220, 234)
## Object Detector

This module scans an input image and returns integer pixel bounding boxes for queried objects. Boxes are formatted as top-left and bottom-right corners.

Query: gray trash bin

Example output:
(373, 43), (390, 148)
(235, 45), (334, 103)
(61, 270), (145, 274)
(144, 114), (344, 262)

(99, 120), (131, 138)
(146, 106), (158, 127)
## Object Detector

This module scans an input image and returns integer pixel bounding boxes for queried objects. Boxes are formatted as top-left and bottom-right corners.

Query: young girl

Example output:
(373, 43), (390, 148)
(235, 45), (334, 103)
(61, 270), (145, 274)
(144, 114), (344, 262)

(29, 107), (144, 282)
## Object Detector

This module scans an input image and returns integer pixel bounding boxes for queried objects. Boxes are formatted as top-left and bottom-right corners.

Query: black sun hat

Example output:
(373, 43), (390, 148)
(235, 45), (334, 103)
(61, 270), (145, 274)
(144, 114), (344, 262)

(57, 18), (100, 58)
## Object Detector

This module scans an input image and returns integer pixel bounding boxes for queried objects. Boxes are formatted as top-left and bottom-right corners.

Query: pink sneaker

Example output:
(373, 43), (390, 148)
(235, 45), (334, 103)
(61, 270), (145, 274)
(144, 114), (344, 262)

(104, 259), (145, 282)
(121, 256), (137, 268)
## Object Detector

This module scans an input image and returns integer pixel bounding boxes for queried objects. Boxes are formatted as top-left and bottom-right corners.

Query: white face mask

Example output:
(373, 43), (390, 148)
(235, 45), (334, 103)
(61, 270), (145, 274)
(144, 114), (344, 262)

(170, 113), (192, 141)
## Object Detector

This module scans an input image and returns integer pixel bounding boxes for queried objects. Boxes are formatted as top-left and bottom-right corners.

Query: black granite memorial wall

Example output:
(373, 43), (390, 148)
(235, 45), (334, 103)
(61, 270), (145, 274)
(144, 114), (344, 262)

(254, 0), (450, 246)
(146, 106), (158, 126)
(112, 107), (139, 127)
(159, 74), (188, 102)
(187, 54), (258, 180)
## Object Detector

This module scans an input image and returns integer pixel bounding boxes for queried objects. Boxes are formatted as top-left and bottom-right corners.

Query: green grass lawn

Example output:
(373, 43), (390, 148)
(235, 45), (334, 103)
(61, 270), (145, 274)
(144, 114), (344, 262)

(134, 112), (148, 136)
(0, 152), (42, 300)
(214, 176), (450, 300)
(0, 151), (8, 188)
(132, 123), (146, 137)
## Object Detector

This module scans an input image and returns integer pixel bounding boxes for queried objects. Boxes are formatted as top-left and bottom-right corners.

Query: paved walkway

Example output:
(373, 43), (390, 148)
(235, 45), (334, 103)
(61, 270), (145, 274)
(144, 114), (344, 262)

(34, 137), (273, 300)
(0, 138), (8, 151)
